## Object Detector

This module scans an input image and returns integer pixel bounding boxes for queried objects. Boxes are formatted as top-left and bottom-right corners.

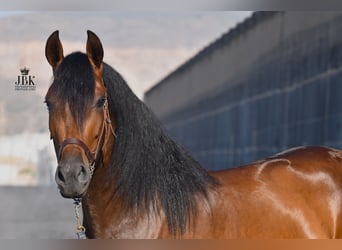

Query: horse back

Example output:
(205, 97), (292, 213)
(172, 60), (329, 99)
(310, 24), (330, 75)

(190, 146), (342, 238)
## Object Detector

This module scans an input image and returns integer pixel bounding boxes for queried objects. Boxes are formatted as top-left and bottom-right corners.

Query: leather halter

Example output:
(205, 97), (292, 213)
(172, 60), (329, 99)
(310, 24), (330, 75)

(59, 138), (97, 164)
(57, 98), (114, 175)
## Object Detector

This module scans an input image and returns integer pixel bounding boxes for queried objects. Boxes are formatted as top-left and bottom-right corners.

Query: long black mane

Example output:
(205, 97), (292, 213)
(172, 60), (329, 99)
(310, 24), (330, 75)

(103, 62), (218, 237)
(53, 52), (218, 237)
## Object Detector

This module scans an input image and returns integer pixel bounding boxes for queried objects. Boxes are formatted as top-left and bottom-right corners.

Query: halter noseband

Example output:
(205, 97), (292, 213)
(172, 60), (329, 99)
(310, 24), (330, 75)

(59, 138), (97, 164)
(57, 98), (115, 176)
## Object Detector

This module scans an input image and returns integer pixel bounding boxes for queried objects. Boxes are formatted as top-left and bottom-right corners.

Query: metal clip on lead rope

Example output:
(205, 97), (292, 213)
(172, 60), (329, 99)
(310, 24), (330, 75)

(73, 198), (87, 239)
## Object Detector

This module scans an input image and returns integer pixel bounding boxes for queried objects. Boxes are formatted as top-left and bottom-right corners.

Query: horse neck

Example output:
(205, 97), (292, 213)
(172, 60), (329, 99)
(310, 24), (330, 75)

(81, 125), (117, 237)
(81, 123), (163, 238)
(82, 165), (166, 238)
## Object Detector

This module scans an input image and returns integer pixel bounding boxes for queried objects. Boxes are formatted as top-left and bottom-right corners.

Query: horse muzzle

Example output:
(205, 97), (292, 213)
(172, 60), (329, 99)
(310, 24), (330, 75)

(55, 157), (91, 198)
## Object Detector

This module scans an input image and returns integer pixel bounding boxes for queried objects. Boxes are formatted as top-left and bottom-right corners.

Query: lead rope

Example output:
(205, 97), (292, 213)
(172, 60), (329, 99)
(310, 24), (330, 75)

(73, 198), (87, 239)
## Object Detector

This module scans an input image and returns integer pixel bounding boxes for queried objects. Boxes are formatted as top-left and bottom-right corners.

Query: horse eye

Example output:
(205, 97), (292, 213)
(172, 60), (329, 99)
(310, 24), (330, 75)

(96, 97), (107, 108)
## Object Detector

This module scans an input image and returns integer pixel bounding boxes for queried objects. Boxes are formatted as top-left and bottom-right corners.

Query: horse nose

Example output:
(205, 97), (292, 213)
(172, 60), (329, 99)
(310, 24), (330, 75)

(56, 166), (66, 184)
(77, 164), (88, 183)
(55, 163), (89, 186)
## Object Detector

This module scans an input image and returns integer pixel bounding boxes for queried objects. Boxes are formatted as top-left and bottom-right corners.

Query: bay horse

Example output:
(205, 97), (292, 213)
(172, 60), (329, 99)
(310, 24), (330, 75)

(45, 30), (342, 239)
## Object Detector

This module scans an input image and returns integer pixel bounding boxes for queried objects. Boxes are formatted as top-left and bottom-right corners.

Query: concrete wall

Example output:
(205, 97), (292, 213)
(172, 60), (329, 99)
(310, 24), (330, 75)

(145, 12), (342, 170)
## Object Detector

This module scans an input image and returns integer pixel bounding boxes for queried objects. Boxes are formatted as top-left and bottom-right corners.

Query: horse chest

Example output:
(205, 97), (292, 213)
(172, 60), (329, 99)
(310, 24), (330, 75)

(83, 202), (164, 239)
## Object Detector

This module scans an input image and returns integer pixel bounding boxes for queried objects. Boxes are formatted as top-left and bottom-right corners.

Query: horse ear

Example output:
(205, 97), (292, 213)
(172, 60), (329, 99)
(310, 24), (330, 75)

(45, 30), (64, 70)
(86, 30), (104, 69)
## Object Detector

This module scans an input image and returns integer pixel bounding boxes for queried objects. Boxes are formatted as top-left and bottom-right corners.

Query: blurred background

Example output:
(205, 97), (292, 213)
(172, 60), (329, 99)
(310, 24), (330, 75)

(145, 12), (342, 170)
(0, 11), (250, 238)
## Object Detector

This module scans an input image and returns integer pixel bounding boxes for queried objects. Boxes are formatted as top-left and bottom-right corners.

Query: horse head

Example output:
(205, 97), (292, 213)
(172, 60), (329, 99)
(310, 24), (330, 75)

(45, 30), (114, 198)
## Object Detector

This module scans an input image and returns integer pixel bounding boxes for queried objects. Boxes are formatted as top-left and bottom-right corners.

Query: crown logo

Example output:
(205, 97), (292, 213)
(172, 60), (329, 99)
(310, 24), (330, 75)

(20, 67), (30, 75)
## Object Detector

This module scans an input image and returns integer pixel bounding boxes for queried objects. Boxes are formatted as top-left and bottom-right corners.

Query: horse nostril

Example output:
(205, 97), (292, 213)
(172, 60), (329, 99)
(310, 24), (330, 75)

(56, 167), (66, 184)
(77, 165), (88, 183)
(55, 164), (89, 186)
